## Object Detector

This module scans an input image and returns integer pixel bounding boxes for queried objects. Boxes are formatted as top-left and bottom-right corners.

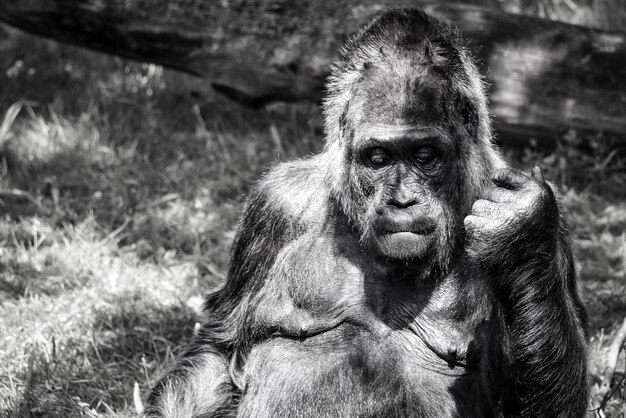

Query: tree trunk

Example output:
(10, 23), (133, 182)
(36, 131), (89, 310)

(0, 0), (624, 147)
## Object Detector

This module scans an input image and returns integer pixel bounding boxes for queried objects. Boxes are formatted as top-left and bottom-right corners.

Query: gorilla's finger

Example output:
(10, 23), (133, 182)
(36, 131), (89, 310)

(491, 168), (530, 190)
(531, 164), (546, 183)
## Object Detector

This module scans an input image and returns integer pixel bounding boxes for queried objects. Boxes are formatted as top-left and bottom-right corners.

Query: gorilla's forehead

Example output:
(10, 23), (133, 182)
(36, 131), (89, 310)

(354, 59), (452, 128)
(356, 124), (441, 140)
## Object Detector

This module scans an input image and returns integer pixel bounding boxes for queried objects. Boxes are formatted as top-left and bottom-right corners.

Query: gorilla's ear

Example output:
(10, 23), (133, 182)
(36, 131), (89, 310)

(458, 96), (478, 141)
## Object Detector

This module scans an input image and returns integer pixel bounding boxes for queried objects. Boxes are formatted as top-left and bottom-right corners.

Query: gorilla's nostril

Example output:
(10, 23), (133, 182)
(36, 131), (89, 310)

(389, 196), (417, 208)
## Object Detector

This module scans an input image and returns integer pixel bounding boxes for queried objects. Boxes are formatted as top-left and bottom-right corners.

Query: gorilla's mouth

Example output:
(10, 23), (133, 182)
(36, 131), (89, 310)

(373, 207), (437, 235)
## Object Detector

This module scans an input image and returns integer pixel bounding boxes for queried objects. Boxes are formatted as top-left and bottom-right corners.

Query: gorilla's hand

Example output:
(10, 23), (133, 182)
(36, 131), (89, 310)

(464, 165), (559, 262)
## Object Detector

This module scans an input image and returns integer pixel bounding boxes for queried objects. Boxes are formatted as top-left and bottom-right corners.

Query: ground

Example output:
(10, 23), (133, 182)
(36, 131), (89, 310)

(0, 26), (624, 417)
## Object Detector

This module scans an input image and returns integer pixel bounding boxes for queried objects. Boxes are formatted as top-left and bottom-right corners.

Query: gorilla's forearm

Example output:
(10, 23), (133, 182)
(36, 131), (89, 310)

(488, 221), (588, 417)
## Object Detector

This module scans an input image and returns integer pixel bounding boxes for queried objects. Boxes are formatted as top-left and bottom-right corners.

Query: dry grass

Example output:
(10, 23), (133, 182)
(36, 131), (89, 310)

(0, 24), (624, 417)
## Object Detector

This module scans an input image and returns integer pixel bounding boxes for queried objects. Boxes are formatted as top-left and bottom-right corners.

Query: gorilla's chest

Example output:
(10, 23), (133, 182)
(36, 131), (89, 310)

(241, 237), (491, 416)
(238, 324), (487, 418)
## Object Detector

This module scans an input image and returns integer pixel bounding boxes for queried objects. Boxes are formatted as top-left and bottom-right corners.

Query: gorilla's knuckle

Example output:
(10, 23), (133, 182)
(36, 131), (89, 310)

(464, 214), (479, 228)
(496, 167), (518, 180)
(521, 182), (551, 211)
(493, 167), (511, 176)
(501, 207), (519, 221)
(471, 199), (487, 213)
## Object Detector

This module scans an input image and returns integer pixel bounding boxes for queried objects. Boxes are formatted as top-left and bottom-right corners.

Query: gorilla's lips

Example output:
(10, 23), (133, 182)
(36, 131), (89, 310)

(373, 206), (437, 235)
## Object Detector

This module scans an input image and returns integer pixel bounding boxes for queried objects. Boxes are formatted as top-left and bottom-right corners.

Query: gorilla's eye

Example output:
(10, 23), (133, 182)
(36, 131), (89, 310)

(366, 147), (390, 167)
(414, 146), (438, 164)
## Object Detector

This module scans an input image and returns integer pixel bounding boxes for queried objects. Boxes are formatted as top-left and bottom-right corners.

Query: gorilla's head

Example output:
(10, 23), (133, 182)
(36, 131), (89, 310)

(322, 8), (505, 266)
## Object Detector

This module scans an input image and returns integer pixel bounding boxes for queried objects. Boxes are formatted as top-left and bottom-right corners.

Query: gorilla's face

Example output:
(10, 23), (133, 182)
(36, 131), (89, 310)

(350, 123), (455, 261)
(325, 20), (490, 265)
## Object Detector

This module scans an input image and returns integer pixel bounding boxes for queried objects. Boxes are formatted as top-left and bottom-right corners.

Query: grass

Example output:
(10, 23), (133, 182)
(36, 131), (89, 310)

(0, 24), (625, 417)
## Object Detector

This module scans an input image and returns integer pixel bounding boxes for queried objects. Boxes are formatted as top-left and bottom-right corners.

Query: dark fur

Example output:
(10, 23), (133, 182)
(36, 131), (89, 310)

(144, 8), (588, 418)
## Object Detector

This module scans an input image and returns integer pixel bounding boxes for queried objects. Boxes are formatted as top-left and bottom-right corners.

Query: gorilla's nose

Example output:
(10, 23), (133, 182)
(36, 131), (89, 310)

(386, 180), (418, 209)
(388, 194), (417, 209)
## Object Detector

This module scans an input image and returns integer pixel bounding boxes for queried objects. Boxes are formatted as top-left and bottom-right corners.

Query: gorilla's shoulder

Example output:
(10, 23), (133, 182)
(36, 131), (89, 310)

(245, 155), (330, 227)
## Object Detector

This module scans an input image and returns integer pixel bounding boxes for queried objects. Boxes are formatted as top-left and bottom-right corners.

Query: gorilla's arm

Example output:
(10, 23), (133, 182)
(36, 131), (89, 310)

(465, 166), (588, 418)
(216, 157), (330, 320)
(143, 335), (234, 418)
(143, 159), (328, 417)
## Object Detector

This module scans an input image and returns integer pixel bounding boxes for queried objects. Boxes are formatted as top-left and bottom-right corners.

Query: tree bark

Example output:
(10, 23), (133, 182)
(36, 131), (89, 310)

(0, 0), (625, 147)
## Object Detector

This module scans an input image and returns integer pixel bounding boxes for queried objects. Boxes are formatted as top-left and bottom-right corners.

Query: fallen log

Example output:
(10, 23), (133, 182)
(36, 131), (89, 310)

(0, 1), (625, 147)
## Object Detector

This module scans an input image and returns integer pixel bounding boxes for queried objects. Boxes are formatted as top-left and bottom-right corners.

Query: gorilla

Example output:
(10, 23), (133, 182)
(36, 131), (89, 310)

(144, 8), (588, 418)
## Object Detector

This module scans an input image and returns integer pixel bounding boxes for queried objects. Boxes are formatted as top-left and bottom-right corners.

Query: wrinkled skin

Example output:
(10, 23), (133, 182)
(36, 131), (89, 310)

(144, 8), (588, 418)
(467, 167), (556, 245)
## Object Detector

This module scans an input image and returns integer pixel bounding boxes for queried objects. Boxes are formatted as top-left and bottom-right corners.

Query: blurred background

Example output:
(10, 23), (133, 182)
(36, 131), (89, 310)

(0, 0), (624, 416)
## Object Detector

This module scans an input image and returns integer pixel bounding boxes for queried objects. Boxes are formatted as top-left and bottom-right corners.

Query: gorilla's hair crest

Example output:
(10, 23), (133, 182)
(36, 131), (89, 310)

(323, 8), (494, 149)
